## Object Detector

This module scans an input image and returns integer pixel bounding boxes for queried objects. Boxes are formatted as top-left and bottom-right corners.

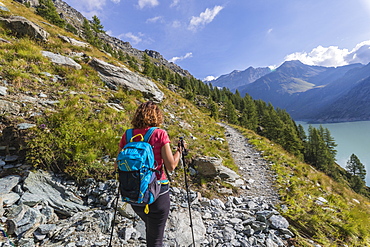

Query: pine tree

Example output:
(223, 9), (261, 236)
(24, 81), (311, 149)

(346, 154), (366, 180)
(143, 54), (154, 77)
(83, 19), (94, 43)
(82, 18), (103, 48)
(238, 95), (258, 130)
(306, 126), (336, 174)
(91, 15), (105, 33)
(260, 103), (283, 142)
(346, 154), (366, 193)
(349, 175), (366, 193)
(297, 124), (307, 141)
(36, 0), (65, 28)
(319, 125), (337, 160)
(232, 90), (242, 110)
(208, 99), (219, 120)
(223, 99), (238, 124)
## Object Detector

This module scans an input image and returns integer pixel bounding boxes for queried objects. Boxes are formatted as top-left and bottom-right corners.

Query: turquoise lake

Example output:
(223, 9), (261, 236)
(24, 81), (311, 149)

(296, 121), (370, 186)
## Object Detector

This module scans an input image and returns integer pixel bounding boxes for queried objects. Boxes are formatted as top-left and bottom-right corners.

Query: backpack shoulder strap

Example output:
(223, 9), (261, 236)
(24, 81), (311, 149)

(143, 127), (158, 143)
(125, 129), (133, 143)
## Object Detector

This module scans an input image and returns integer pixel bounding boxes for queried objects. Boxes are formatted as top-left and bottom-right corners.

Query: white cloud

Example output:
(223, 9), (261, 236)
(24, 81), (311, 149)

(169, 52), (193, 63)
(188, 5), (224, 31)
(172, 20), (181, 28)
(284, 40), (370, 67)
(146, 16), (163, 23)
(118, 32), (143, 45)
(203, 75), (217, 82)
(267, 28), (273, 34)
(170, 0), (180, 7)
(346, 40), (370, 64)
(138, 0), (159, 9)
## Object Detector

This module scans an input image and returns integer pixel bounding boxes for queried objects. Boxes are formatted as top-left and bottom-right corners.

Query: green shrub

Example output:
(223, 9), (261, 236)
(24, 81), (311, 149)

(36, 0), (65, 28)
(26, 96), (128, 180)
(65, 23), (78, 35)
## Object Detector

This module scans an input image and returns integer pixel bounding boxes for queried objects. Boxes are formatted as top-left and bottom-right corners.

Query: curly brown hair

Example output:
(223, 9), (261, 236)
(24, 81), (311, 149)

(131, 101), (164, 129)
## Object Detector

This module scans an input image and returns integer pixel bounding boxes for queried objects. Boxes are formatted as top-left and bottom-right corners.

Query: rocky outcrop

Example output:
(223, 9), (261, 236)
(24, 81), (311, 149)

(166, 206), (206, 246)
(0, 16), (49, 41)
(20, 171), (88, 216)
(58, 35), (89, 48)
(0, 100), (21, 115)
(0, 170), (294, 247)
(145, 49), (191, 77)
(0, 86), (7, 96)
(0, 2), (10, 12)
(52, 0), (86, 36)
(41, 51), (82, 70)
(89, 58), (164, 102)
(14, 0), (39, 7)
(193, 156), (245, 188)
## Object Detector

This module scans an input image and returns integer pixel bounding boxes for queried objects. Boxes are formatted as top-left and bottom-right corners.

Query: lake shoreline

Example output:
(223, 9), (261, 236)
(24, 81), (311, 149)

(295, 120), (370, 186)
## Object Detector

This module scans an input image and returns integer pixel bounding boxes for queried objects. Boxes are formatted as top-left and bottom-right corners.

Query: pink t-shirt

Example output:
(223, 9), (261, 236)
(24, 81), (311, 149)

(119, 127), (171, 181)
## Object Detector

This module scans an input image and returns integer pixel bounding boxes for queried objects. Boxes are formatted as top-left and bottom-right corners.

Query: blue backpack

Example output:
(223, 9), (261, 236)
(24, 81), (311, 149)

(117, 127), (161, 213)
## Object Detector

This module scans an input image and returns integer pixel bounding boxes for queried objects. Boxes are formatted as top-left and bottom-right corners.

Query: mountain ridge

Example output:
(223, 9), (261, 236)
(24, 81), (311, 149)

(213, 59), (368, 122)
(209, 66), (271, 91)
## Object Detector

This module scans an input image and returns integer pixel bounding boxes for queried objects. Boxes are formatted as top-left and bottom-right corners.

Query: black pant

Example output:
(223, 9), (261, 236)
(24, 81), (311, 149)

(131, 184), (170, 247)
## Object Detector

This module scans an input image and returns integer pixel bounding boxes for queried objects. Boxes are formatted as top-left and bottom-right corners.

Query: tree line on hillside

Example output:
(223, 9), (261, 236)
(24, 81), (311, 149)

(33, 4), (368, 196)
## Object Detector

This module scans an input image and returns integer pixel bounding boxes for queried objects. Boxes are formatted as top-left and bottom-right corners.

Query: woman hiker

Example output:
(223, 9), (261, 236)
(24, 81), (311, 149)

(115, 101), (185, 247)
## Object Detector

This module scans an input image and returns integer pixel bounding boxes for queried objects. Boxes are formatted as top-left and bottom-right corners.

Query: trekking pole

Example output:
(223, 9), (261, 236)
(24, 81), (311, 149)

(179, 137), (196, 247)
(108, 170), (120, 247)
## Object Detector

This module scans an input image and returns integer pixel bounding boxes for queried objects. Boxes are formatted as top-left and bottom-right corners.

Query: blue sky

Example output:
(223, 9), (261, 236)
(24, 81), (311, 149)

(63, 0), (370, 80)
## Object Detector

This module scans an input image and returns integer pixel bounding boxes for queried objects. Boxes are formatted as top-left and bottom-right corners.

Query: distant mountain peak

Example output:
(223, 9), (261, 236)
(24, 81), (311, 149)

(210, 66), (271, 91)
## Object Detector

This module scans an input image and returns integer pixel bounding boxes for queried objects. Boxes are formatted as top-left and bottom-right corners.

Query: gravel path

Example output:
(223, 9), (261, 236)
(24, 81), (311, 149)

(219, 123), (280, 205)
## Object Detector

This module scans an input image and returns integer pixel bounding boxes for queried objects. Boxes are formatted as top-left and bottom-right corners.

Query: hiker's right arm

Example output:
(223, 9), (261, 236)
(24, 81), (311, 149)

(161, 143), (181, 172)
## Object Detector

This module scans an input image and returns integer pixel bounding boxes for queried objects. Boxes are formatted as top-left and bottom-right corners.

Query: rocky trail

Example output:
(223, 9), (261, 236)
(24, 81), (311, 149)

(220, 123), (280, 205)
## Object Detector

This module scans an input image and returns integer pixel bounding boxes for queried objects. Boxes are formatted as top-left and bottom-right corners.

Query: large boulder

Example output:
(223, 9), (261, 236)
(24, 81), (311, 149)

(14, 0), (40, 7)
(6, 204), (45, 238)
(0, 99), (21, 115)
(41, 51), (82, 69)
(20, 171), (88, 216)
(0, 175), (21, 194)
(58, 35), (90, 48)
(0, 3), (9, 12)
(0, 86), (7, 96)
(0, 16), (49, 41)
(40, 210), (115, 247)
(89, 58), (164, 103)
(194, 156), (244, 187)
(0, 175), (22, 216)
(194, 156), (222, 177)
(166, 208), (206, 246)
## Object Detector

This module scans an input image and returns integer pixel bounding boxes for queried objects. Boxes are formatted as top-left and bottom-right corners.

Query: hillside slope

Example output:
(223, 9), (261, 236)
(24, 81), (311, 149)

(313, 76), (370, 122)
(0, 1), (369, 246)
